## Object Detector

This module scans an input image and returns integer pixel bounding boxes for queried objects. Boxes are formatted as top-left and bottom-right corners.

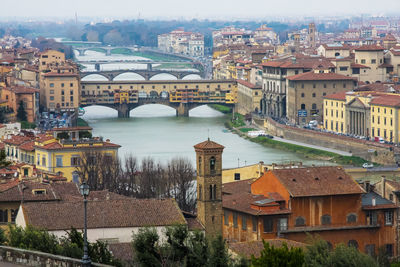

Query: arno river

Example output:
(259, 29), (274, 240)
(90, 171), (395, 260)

(82, 105), (329, 168)
(78, 49), (329, 168)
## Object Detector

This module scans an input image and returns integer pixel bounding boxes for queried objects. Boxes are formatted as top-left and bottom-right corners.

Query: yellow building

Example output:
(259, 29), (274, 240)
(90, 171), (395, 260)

(39, 50), (66, 72)
(34, 137), (120, 182)
(236, 79), (262, 115)
(324, 91), (400, 143)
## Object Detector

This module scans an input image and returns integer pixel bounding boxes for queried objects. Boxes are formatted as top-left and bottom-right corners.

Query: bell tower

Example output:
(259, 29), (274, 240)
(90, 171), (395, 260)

(308, 22), (316, 48)
(194, 139), (224, 237)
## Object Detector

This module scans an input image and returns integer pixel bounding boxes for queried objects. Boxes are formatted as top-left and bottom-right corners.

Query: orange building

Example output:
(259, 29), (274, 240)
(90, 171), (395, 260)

(0, 86), (39, 123)
(222, 166), (397, 257)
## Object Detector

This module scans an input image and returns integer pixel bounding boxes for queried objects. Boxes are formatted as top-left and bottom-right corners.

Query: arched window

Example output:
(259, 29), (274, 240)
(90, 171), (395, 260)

(213, 184), (217, 200)
(198, 185), (202, 200)
(210, 157), (216, 172)
(347, 213), (357, 223)
(301, 104), (306, 110)
(198, 156), (202, 175)
(348, 240), (358, 248)
(321, 214), (331, 225)
(312, 93), (316, 97)
(335, 52), (340, 57)
(301, 93), (305, 97)
(295, 216), (306, 226)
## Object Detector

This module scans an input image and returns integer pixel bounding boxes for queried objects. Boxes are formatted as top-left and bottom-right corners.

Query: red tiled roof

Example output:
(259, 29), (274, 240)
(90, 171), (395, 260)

(321, 44), (351, 50)
(194, 139), (225, 150)
(324, 91), (347, 101)
(354, 45), (384, 51)
(3, 135), (32, 146)
(22, 198), (186, 230)
(270, 166), (365, 197)
(383, 33), (397, 41)
(19, 141), (35, 152)
(237, 79), (261, 89)
(370, 94), (400, 107)
(351, 63), (370, 69)
(287, 72), (355, 81)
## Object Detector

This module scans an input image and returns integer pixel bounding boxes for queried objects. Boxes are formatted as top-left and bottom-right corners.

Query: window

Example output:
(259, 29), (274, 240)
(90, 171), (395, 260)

(42, 156), (46, 166)
(339, 66), (348, 71)
(312, 103), (317, 110)
(234, 173), (240, 181)
(199, 185), (202, 200)
(50, 90), (54, 94)
(385, 211), (393, 225)
(386, 244), (394, 257)
(0, 210), (8, 223)
(61, 90), (65, 95)
(301, 93), (305, 97)
(371, 59), (376, 64)
(252, 217), (257, 232)
(361, 59), (366, 64)
(365, 244), (375, 257)
(277, 218), (288, 232)
(242, 215), (247, 230)
(61, 83), (64, 88)
(263, 217), (273, 233)
(348, 240), (358, 248)
(50, 96), (54, 101)
(11, 208), (18, 223)
(72, 172), (79, 184)
(321, 214), (331, 225)
(210, 156), (216, 172)
(209, 184), (217, 200)
(312, 93), (316, 97)
(301, 84), (304, 89)
(198, 156), (202, 175)
(333, 83), (336, 88)
(343, 83), (346, 88)
(295, 217), (305, 226)
(70, 90), (74, 95)
(390, 194), (394, 201)
(347, 213), (357, 223)
(233, 212), (238, 228)
(56, 156), (63, 167)
(71, 156), (80, 166)
(50, 83), (54, 88)
(301, 104), (306, 110)
(366, 211), (377, 225)
(224, 210), (229, 225)
(313, 84), (316, 89)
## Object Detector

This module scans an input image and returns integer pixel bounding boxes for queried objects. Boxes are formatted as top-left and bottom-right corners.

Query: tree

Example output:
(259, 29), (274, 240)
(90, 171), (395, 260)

(17, 100), (27, 122)
(186, 230), (209, 267)
(132, 227), (162, 267)
(57, 132), (70, 140)
(0, 107), (7, 123)
(208, 234), (230, 267)
(251, 241), (304, 267)
(0, 150), (10, 168)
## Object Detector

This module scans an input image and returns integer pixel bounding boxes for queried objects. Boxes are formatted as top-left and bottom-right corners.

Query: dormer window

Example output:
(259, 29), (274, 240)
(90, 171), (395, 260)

(32, 189), (46, 195)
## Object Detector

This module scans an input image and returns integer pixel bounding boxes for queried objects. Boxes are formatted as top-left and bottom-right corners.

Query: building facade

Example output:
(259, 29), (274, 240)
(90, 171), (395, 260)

(287, 71), (356, 125)
(236, 80), (262, 115)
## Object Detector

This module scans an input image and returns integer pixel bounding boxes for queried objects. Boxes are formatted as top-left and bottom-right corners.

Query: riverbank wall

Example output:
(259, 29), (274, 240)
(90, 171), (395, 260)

(253, 116), (399, 165)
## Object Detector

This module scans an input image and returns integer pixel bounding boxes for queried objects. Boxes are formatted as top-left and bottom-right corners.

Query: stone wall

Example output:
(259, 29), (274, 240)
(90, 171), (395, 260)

(0, 246), (111, 267)
(253, 116), (398, 165)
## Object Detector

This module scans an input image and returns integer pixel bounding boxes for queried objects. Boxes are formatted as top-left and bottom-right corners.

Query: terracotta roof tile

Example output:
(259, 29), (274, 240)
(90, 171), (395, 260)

(3, 135), (32, 146)
(194, 139), (225, 150)
(22, 198), (186, 230)
(287, 72), (355, 81)
(354, 45), (384, 51)
(270, 166), (365, 197)
(19, 141), (35, 151)
(324, 91), (347, 101)
(237, 79), (261, 89)
(370, 94), (400, 107)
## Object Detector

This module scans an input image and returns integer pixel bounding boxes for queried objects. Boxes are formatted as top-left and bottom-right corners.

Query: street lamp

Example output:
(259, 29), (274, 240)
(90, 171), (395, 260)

(80, 181), (91, 267)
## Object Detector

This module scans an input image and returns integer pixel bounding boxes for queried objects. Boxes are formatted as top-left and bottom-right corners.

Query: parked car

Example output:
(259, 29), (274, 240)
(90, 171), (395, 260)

(362, 163), (374, 169)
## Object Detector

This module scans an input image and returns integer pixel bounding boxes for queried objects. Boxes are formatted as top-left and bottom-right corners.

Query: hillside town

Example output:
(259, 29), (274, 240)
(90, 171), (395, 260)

(2, 8), (400, 267)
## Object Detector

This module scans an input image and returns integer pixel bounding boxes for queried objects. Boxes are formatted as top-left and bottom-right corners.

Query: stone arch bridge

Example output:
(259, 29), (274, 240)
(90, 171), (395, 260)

(81, 98), (233, 118)
(80, 69), (204, 81)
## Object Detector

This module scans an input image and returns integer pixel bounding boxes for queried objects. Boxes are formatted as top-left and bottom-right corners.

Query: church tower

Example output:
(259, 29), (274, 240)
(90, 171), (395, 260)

(308, 22), (316, 48)
(194, 139), (224, 237)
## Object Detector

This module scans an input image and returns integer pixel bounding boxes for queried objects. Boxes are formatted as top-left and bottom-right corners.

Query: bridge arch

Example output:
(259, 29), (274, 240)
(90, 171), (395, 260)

(81, 74), (110, 81)
(181, 74), (202, 80)
(113, 72), (146, 81)
(149, 73), (179, 80)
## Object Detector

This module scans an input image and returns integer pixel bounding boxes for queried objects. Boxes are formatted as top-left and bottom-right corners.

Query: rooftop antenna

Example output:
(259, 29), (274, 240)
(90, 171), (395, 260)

(207, 129), (210, 141)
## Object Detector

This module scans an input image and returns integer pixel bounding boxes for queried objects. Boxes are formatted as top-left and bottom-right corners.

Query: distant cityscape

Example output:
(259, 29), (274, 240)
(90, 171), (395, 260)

(1, 11), (400, 267)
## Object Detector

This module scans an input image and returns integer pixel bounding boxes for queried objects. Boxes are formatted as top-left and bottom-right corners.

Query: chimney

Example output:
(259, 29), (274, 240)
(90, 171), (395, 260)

(365, 180), (370, 192)
(382, 176), (386, 199)
(372, 197), (376, 207)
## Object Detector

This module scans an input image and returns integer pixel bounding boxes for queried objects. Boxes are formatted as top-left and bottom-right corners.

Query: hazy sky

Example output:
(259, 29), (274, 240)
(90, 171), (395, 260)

(6, 0), (400, 20)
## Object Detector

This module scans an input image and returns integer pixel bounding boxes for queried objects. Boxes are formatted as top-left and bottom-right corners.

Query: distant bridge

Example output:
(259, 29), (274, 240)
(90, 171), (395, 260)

(80, 69), (204, 81)
(80, 79), (237, 118)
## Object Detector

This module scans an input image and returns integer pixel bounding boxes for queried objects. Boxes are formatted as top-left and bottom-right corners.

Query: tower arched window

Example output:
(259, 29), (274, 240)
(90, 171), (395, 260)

(210, 156), (216, 172)
(198, 156), (202, 175)
(199, 184), (202, 200)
